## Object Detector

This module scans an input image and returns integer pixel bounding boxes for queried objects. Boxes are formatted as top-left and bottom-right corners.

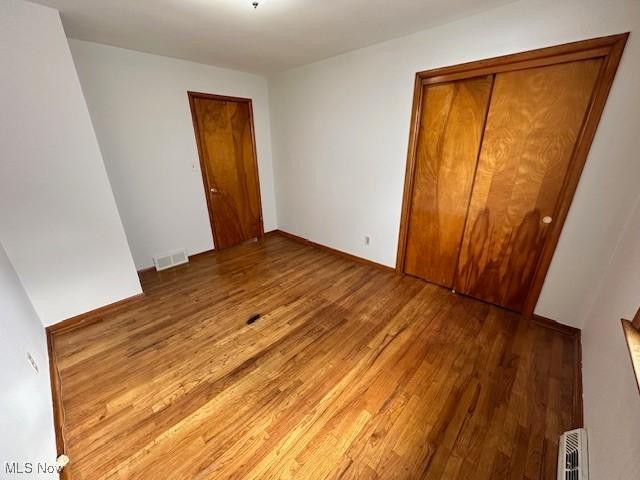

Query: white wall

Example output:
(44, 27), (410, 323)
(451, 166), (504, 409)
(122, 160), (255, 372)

(68, 40), (278, 270)
(268, 0), (640, 330)
(0, 0), (141, 327)
(0, 241), (58, 479)
(582, 193), (640, 479)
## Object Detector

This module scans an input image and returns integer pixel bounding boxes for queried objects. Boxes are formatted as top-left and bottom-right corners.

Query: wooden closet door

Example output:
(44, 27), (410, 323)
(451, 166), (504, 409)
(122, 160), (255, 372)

(191, 96), (263, 250)
(454, 58), (603, 311)
(404, 76), (493, 287)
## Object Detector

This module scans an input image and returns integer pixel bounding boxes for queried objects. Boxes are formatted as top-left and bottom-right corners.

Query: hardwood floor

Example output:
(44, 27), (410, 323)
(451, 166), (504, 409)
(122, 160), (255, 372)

(50, 233), (579, 479)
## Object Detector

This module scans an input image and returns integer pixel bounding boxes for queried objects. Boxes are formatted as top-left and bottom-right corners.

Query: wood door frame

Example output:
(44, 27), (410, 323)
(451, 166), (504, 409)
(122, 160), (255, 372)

(396, 33), (629, 316)
(188, 91), (265, 250)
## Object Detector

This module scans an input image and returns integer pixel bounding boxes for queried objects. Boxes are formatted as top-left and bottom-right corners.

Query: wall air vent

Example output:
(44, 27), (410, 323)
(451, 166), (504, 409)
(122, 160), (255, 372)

(557, 428), (589, 480)
(152, 248), (189, 271)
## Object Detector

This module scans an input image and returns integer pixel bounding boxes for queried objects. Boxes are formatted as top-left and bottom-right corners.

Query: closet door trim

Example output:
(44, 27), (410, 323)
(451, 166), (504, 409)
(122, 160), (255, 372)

(396, 33), (628, 316)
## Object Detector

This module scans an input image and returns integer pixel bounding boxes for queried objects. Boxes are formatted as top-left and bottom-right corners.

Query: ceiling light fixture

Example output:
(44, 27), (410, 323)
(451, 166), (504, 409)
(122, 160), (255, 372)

(252, 1), (259, 8)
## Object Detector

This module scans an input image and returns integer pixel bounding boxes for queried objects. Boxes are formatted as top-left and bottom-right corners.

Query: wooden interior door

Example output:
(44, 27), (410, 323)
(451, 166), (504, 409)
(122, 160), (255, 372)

(454, 59), (603, 311)
(189, 93), (263, 250)
(404, 76), (493, 287)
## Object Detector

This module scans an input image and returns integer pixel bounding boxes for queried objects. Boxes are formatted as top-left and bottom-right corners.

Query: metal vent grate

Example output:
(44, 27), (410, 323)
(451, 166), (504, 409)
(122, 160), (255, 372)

(171, 251), (187, 264)
(558, 428), (588, 480)
(153, 248), (189, 271)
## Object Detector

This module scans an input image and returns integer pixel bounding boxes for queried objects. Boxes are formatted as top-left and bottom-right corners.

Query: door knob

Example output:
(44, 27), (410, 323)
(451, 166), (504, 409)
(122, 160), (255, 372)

(210, 187), (219, 194)
(542, 216), (553, 224)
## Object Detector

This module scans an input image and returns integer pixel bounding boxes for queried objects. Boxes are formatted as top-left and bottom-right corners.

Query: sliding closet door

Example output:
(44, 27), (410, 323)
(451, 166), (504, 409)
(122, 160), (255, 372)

(404, 76), (493, 287)
(454, 59), (603, 311)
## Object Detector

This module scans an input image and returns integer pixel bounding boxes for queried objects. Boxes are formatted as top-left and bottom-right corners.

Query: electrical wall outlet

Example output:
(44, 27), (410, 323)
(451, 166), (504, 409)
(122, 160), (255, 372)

(364, 235), (371, 246)
(27, 352), (39, 374)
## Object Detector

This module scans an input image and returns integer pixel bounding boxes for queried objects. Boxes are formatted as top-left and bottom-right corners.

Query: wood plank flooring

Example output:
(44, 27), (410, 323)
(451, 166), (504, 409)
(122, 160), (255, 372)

(50, 233), (578, 479)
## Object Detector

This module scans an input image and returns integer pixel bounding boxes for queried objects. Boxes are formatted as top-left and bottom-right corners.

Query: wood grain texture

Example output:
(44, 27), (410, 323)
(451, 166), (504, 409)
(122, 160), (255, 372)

(532, 315), (580, 337)
(455, 59), (603, 311)
(404, 76), (493, 287)
(397, 34), (628, 317)
(46, 330), (70, 480)
(190, 93), (263, 249)
(47, 294), (145, 334)
(632, 305), (640, 330)
(415, 34), (623, 85)
(49, 235), (580, 479)
(622, 319), (640, 395)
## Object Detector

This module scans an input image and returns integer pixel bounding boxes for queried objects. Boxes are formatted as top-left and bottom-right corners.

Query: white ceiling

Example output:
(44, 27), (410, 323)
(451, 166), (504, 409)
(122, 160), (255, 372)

(32, 0), (514, 74)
